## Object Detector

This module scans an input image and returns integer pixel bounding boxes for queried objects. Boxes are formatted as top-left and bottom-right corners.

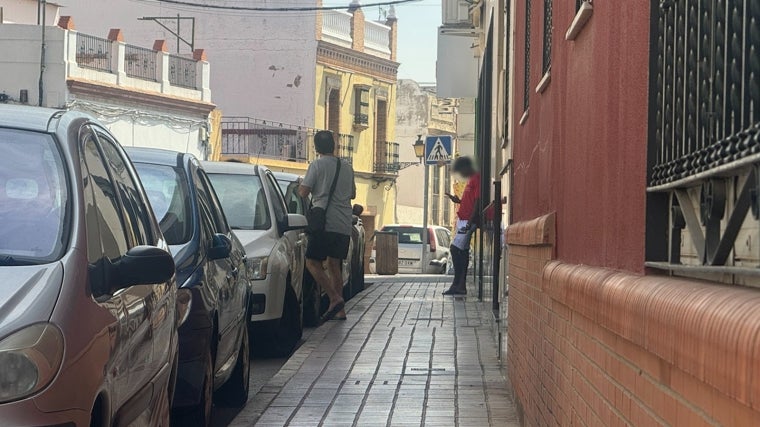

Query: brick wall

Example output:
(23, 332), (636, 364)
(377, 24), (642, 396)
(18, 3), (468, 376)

(506, 213), (760, 426)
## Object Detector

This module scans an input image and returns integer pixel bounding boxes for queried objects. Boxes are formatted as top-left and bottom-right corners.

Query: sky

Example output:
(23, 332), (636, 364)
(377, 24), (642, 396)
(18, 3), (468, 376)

(323, 0), (441, 83)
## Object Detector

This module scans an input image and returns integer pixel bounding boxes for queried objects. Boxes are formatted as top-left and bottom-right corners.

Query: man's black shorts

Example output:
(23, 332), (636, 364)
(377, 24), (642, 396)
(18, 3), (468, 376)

(306, 231), (350, 261)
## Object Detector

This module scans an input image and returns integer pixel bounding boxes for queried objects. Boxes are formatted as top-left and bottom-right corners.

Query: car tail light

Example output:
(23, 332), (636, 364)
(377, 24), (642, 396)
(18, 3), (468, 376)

(428, 228), (436, 252)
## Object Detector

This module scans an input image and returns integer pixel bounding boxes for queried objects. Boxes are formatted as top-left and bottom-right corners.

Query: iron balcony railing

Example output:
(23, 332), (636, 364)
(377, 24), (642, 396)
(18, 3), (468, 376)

(169, 54), (198, 89)
(373, 141), (400, 174)
(124, 44), (157, 81)
(354, 113), (369, 126)
(650, 0), (760, 187)
(221, 118), (314, 163)
(646, 0), (760, 278)
(75, 33), (112, 73)
(337, 134), (354, 164)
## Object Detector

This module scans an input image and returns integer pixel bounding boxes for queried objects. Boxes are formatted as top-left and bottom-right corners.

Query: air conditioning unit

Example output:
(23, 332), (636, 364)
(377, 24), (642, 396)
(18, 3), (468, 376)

(442, 0), (471, 25)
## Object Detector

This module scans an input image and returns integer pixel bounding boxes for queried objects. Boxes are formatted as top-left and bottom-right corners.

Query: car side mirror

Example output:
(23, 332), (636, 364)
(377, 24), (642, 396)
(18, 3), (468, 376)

(208, 233), (233, 260)
(114, 246), (175, 290)
(284, 213), (307, 231)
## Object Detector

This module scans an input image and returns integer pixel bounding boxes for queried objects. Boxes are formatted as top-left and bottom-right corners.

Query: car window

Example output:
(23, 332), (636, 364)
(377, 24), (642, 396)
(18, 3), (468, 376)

(383, 226), (424, 244)
(132, 163), (193, 245)
(97, 132), (153, 246)
(284, 182), (304, 214)
(207, 173), (271, 230)
(0, 128), (69, 263)
(265, 173), (288, 224)
(197, 170), (230, 233)
(81, 133), (129, 260)
(194, 176), (217, 245)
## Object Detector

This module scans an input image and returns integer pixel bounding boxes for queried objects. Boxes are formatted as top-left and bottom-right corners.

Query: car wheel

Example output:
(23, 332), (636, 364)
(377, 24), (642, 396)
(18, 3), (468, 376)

(270, 284), (302, 357)
(216, 327), (250, 407)
(302, 270), (322, 327)
(175, 347), (213, 427)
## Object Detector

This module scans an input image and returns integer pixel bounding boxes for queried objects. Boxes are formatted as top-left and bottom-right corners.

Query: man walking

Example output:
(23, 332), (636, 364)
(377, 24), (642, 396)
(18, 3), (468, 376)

(299, 131), (356, 321)
(442, 156), (480, 296)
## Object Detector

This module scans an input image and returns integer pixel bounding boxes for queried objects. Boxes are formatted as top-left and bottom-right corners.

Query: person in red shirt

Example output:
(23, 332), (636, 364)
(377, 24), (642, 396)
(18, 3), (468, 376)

(443, 156), (480, 295)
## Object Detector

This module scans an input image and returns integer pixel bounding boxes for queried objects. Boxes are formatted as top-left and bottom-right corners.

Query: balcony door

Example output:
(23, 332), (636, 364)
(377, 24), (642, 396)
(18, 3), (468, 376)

(326, 89), (341, 155)
(375, 99), (388, 168)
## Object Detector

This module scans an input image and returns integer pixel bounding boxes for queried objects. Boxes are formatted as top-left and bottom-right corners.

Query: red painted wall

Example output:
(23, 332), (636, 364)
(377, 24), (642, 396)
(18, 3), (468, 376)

(511, 1), (650, 273)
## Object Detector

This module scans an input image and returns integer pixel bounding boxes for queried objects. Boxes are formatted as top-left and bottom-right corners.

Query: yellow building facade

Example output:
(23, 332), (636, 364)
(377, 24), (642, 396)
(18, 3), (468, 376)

(216, 4), (400, 235)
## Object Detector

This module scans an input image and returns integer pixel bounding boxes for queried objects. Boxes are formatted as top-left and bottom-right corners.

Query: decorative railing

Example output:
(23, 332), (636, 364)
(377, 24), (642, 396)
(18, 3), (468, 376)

(169, 54), (197, 89)
(354, 113), (369, 126)
(221, 117), (313, 163)
(337, 133), (354, 164)
(364, 20), (391, 55)
(124, 44), (157, 81)
(646, 0), (760, 279)
(322, 10), (353, 46)
(373, 141), (400, 173)
(75, 33), (112, 72)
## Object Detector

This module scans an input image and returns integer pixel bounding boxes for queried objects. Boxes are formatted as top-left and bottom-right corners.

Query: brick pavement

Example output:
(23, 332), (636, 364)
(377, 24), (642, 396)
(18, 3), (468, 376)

(232, 278), (518, 427)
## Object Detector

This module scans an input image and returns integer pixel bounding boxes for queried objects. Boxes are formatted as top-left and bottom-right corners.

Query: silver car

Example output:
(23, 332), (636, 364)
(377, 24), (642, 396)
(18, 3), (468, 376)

(0, 106), (179, 426)
(369, 224), (452, 274)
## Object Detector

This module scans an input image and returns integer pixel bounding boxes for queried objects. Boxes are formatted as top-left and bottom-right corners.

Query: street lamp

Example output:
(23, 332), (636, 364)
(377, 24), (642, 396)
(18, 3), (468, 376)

(413, 134), (425, 162)
(413, 134), (430, 251)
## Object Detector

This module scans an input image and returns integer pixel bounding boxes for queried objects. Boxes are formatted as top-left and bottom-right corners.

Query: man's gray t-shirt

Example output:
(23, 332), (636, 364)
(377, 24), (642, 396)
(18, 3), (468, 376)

(303, 156), (356, 236)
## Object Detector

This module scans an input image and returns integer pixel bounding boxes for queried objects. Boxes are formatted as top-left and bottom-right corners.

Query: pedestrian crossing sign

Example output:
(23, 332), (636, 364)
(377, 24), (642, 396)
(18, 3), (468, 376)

(425, 135), (453, 165)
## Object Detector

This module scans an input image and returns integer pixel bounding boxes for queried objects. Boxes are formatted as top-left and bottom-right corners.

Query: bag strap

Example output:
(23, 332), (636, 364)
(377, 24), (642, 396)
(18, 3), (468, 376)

(326, 157), (341, 206)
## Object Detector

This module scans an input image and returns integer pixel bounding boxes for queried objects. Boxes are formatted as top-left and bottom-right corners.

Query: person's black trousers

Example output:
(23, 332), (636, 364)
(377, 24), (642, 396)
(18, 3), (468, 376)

(450, 245), (470, 290)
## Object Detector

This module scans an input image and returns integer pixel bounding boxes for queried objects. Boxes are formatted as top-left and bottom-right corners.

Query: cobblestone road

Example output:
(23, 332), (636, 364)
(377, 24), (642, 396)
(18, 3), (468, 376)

(231, 277), (518, 426)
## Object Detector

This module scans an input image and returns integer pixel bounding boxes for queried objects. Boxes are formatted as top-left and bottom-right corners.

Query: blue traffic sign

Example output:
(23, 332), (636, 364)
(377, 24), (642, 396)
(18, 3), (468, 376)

(425, 135), (453, 165)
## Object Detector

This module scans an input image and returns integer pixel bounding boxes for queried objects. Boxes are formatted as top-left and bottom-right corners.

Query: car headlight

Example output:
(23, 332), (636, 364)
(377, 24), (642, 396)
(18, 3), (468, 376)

(0, 323), (64, 403)
(246, 257), (268, 280)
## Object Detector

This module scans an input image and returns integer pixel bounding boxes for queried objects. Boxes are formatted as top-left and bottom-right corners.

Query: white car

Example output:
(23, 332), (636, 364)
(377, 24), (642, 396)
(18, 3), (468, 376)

(369, 224), (452, 274)
(203, 161), (307, 356)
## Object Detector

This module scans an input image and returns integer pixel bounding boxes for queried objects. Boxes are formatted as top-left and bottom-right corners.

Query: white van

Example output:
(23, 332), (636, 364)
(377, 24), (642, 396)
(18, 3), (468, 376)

(369, 225), (451, 274)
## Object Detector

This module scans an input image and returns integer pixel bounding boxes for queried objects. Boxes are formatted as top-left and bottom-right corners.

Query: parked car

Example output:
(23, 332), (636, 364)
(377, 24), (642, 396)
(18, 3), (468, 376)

(369, 225), (451, 274)
(0, 106), (180, 426)
(127, 148), (251, 425)
(203, 162), (308, 356)
(272, 172), (366, 326)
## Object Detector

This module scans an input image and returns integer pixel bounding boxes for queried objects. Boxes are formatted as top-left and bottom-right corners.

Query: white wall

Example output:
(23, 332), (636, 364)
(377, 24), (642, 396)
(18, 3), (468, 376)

(0, 0), (60, 25)
(59, 0), (318, 126)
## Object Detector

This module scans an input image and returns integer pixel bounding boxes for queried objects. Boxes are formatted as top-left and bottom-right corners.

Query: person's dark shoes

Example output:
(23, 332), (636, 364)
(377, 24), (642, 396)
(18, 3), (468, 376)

(321, 301), (345, 322)
(442, 287), (467, 296)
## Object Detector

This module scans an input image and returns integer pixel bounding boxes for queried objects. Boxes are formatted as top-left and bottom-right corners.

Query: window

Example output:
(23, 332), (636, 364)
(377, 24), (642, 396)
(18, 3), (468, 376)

(133, 163), (193, 245)
(354, 87), (370, 126)
(383, 226), (424, 244)
(81, 133), (129, 260)
(97, 132), (153, 246)
(265, 173), (288, 225)
(208, 173), (271, 231)
(197, 170), (230, 234)
(0, 129), (69, 263)
(523, 0), (531, 111)
(542, 0), (552, 74)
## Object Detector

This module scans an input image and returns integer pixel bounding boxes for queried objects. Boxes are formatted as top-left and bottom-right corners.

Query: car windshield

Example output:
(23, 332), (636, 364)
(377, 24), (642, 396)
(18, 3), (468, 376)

(0, 129), (68, 264)
(133, 163), (193, 245)
(383, 227), (424, 244)
(207, 173), (271, 230)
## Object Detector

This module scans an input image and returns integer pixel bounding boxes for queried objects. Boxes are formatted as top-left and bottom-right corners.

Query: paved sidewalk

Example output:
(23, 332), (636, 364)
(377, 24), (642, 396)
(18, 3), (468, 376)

(232, 277), (518, 427)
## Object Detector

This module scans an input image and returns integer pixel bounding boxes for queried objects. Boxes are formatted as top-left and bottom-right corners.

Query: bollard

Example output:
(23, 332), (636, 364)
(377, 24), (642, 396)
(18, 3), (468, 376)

(375, 231), (399, 275)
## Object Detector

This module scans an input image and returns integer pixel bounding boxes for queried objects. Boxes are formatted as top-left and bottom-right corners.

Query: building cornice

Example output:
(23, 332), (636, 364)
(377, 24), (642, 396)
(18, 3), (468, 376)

(317, 41), (399, 83)
(67, 78), (216, 117)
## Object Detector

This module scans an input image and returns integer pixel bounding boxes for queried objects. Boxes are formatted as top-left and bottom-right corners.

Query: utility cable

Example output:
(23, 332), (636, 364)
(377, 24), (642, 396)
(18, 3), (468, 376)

(144, 0), (421, 12)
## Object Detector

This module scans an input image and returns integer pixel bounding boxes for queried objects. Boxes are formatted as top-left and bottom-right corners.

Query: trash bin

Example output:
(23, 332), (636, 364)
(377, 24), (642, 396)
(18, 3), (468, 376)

(375, 230), (398, 275)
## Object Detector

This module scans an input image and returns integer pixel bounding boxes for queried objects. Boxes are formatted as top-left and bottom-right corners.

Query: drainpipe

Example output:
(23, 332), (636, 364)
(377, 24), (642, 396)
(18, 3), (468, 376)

(38, 0), (46, 106)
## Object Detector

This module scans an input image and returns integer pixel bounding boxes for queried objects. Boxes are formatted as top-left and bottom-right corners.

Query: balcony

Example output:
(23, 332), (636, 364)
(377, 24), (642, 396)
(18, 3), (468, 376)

(221, 117), (314, 163)
(336, 133), (354, 164)
(645, 1), (760, 283)
(373, 141), (400, 174)
(69, 30), (209, 100)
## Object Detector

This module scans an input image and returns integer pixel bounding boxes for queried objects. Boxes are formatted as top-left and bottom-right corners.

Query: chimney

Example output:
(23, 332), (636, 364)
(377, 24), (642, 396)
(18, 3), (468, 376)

(350, 1), (365, 52)
(57, 16), (75, 30)
(385, 5), (398, 61)
(193, 48), (207, 61)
